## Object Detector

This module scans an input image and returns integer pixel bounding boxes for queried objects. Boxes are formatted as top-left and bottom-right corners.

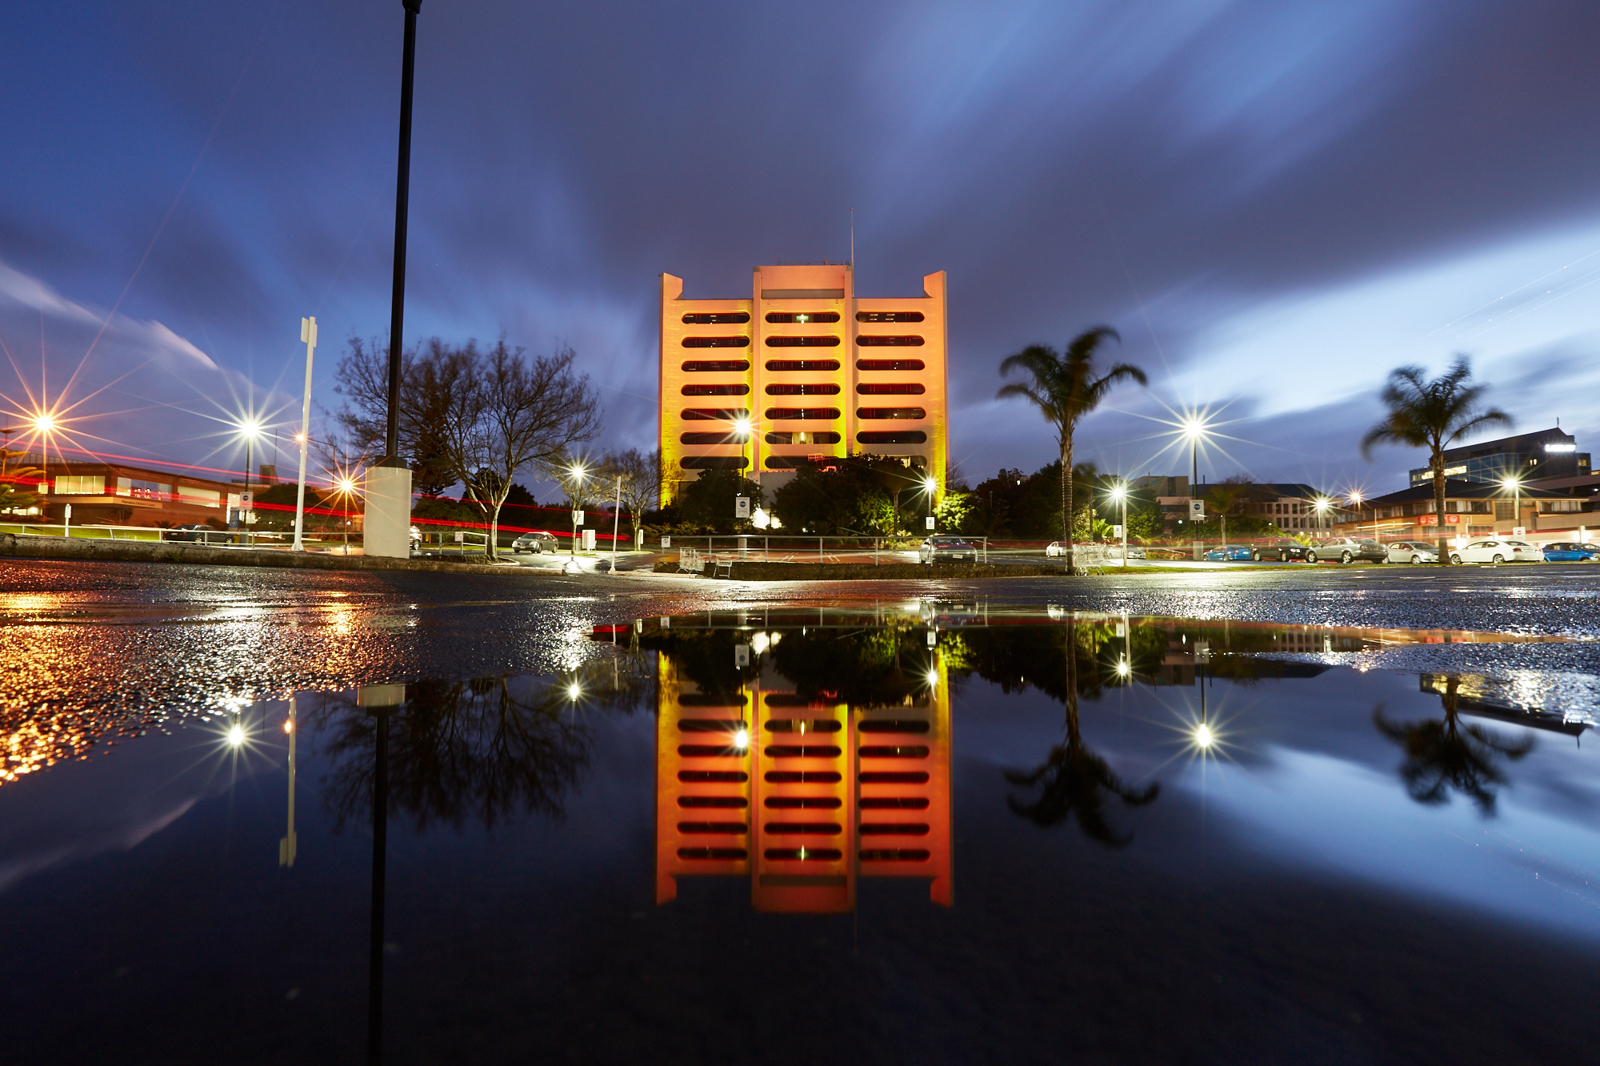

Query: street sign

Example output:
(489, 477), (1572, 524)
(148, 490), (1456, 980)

(735, 496), (751, 519)
(239, 492), (253, 511)
(1112, 524), (1124, 538)
(1188, 500), (1205, 520)
(454, 531), (464, 543)
(660, 535), (671, 549)
(925, 516), (935, 530)
(573, 510), (585, 526)
(1513, 526), (1526, 537)
(734, 644), (750, 667)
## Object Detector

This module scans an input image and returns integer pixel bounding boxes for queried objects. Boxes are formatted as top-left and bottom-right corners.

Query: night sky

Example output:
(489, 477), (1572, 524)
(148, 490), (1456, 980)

(4, 0), (1599, 496)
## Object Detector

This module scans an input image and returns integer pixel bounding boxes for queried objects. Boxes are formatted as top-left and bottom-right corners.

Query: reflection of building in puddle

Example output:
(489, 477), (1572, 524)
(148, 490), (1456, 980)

(655, 654), (952, 914)
(1420, 674), (1595, 737)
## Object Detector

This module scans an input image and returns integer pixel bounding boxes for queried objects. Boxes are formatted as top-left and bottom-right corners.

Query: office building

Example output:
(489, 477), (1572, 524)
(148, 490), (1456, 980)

(659, 263), (948, 504)
(1409, 427), (1590, 487)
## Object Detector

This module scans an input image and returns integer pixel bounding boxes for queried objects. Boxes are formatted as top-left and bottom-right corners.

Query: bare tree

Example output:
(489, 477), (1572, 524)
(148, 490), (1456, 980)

(336, 336), (602, 558)
(601, 447), (661, 549)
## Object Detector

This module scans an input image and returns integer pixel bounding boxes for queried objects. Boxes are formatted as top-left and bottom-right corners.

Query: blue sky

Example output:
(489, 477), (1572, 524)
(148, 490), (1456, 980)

(3, 0), (1599, 495)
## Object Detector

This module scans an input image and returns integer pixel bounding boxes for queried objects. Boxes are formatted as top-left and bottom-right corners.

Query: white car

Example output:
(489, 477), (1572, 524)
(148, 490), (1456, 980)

(1449, 539), (1541, 565)
(1384, 540), (1439, 564)
(1046, 541), (1066, 557)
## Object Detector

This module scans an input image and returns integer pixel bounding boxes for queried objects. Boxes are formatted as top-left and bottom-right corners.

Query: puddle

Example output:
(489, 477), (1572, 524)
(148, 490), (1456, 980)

(2, 605), (1598, 1061)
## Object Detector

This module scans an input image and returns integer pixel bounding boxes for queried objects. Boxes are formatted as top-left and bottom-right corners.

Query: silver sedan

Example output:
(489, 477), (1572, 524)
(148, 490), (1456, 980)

(1384, 540), (1439, 564)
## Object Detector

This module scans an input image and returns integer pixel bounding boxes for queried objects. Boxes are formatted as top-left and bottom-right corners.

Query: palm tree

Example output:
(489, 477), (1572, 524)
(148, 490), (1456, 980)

(998, 328), (1146, 573)
(1360, 357), (1512, 565)
(1005, 619), (1159, 844)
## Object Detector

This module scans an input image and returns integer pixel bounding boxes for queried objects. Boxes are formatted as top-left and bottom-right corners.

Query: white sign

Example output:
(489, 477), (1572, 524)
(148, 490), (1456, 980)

(1513, 526), (1526, 537)
(1112, 525), (1124, 538)
(1189, 500), (1205, 520)
(734, 644), (750, 667)
(1194, 640), (1211, 664)
(735, 495), (751, 519)
(583, 529), (597, 551)
(239, 492), (253, 510)
(925, 516), (935, 530)
(660, 535), (671, 549)
(573, 510), (585, 526)
(454, 531), (465, 543)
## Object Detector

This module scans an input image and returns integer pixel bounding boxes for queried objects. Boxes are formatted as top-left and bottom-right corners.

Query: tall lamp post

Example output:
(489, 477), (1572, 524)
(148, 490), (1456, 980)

(1109, 482), (1128, 567)
(569, 463), (587, 562)
(1501, 474), (1523, 535)
(236, 420), (263, 547)
(292, 317), (318, 551)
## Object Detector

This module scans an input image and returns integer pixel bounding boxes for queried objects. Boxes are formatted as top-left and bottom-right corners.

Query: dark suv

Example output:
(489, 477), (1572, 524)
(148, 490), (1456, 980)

(1251, 538), (1311, 562)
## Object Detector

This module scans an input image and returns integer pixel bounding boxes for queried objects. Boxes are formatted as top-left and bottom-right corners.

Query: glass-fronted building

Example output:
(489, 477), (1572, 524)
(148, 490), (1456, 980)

(1409, 428), (1590, 487)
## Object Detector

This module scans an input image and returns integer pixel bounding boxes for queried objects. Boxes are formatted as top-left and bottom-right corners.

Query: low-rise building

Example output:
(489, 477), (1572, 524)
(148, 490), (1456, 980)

(20, 457), (244, 527)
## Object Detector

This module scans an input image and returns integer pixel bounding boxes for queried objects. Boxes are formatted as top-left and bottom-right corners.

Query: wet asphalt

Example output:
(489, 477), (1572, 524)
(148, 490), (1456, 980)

(2, 556), (1597, 722)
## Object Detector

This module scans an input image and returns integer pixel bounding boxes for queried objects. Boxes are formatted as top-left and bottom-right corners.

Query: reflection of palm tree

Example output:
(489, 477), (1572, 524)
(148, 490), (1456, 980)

(1373, 677), (1533, 815)
(1006, 621), (1159, 845)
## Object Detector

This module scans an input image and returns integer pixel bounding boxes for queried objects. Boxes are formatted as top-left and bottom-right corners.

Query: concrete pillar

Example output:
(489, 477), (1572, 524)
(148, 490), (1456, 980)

(363, 463), (413, 559)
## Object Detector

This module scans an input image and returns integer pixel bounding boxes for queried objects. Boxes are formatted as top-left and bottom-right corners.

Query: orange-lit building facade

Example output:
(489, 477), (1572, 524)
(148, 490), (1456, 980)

(655, 649), (953, 914)
(659, 263), (949, 503)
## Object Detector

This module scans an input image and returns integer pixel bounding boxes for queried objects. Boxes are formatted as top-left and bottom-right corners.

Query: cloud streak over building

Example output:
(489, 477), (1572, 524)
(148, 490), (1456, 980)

(3, 0), (1598, 491)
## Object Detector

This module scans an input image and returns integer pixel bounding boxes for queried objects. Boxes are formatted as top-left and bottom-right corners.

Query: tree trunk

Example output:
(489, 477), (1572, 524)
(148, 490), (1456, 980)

(1432, 448), (1449, 565)
(1061, 435), (1075, 574)
(487, 498), (503, 560)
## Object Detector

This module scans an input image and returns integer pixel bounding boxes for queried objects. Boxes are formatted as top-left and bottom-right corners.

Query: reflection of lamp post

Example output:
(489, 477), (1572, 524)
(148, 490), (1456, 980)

(1109, 482), (1128, 567)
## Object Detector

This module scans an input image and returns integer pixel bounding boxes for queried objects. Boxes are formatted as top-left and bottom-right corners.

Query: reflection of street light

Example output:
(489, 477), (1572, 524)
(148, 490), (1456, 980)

(1194, 723), (1214, 749)
(733, 727), (749, 751)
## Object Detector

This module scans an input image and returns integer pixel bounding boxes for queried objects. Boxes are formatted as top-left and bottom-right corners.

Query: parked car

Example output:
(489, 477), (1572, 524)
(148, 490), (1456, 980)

(920, 535), (980, 564)
(1045, 541), (1067, 558)
(1384, 540), (1439, 564)
(1046, 541), (1145, 559)
(1542, 541), (1600, 562)
(512, 530), (559, 554)
(1251, 538), (1311, 562)
(1306, 537), (1386, 564)
(1204, 544), (1254, 561)
(164, 524), (212, 542)
(1450, 539), (1542, 565)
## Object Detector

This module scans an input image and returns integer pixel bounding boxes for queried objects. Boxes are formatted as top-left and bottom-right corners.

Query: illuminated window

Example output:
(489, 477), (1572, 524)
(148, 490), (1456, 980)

(856, 382), (924, 395)
(681, 360), (750, 372)
(681, 383), (749, 396)
(682, 312), (750, 324)
(53, 475), (105, 495)
(857, 335), (924, 347)
(765, 431), (841, 445)
(765, 407), (840, 421)
(681, 407), (751, 421)
(765, 359), (840, 371)
(766, 383), (840, 395)
(115, 477), (172, 499)
(682, 337), (750, 348)
(765, 311), (840, 324)
(766, 336), (840, 347)
(858, 430), (927, 444)
(680, 456), (749, 469)
(857, 407), (925, 420)
(856, 311), (925, 323)
(856, 359), (925, 371)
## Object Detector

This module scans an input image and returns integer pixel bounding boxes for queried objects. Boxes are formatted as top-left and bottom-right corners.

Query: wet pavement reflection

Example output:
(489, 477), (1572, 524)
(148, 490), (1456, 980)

(2, 604), (1598, 1063)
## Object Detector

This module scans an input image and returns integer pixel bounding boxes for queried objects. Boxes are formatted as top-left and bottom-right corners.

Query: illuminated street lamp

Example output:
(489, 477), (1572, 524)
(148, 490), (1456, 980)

(1500, 474), (1523, 534)
(923, 475), (938, 530)
(1181, 417), (1209, 497)
(1314, 496), (1331, 534)
(1348, 490), (1364, 542)
(337, 476), (357, 555)
(569, 463), (587, 561)
(236, 419), (264, 547)
(1108, 481), (1129, 567)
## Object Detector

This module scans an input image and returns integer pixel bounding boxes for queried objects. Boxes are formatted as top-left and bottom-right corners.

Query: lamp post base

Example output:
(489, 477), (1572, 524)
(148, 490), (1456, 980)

(363, 462), (413, 559)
